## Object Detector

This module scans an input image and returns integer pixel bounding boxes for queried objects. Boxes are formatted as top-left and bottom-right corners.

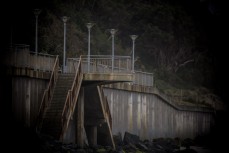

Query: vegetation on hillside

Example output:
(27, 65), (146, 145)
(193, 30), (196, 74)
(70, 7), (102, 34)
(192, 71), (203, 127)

(35, 0), (223, 109)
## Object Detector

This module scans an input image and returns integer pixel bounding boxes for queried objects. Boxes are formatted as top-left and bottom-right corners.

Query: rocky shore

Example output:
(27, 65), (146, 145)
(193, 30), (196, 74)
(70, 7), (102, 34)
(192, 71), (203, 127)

(5, 116), (229, 153)
(5, 127), (215, 153)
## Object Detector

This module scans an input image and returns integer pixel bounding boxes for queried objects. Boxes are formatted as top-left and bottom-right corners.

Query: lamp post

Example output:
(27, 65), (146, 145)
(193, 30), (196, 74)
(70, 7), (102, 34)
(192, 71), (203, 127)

(130, 35), (138, 72)
(110, 29), (117, 72)
(86, 23), (94, 72)
(34, 9), (41, 55)
(62, 16), (68, 73)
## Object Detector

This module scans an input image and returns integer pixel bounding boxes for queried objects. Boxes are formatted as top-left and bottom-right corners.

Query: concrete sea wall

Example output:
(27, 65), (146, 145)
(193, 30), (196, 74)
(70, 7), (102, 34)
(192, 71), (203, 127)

(103, 86), (215, 140)
(12, 76), (48, 127)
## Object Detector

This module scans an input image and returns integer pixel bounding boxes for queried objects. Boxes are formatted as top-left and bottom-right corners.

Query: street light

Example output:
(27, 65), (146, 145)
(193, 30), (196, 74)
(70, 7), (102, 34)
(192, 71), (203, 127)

(130, 35), (138, 72)
(86, 23), (94, 72)
(110, 29), (117, 72)
(62, 16), (69, 73)
(34, 9), (41, 55)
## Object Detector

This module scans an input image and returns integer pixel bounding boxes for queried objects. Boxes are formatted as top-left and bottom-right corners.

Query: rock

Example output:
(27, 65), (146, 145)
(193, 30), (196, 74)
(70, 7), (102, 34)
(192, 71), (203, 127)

(135, 150), (144, 153)
(181, 138), (195, 148)
(75, 148), (87, 153)
(116, 148), (125, 153)
(123, 144), (137, 153)
(123, 132), (140, 145)
(136, 142), (148, 151)
(153, 138), (180, 153)
(174, 137), (181, 147)
(96, 148), (107, 153)
(113, 132), (123, 146)
(174, 148), (197, 153)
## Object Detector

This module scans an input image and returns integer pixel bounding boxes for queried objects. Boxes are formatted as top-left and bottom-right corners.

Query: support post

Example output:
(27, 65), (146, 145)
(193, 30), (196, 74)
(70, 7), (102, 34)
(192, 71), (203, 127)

(87, 126), (97, 147)
(76, 88), (84, 148)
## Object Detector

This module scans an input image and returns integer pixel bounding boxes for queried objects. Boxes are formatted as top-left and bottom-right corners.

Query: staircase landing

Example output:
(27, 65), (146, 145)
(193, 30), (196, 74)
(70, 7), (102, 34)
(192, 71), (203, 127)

(83, 73), (133, 85)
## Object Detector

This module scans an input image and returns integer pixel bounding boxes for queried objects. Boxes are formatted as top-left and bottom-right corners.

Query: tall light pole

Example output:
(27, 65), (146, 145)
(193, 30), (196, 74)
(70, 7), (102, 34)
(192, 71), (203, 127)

(110, 29), (117, 72)
(62, 16), (68, 73)
(130, 35), (138, 72)
(86, 23), (94, 72)
(34, 9), (41, 55)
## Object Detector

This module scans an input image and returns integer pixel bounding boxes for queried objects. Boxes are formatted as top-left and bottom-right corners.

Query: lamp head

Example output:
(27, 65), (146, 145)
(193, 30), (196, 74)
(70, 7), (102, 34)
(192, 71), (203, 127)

(110, 29), (117, 35)
(86, 23), (94, 29)
(62, 16), (69, 23)
(130, 35), (138, 41)
(34, 9), (41, 16)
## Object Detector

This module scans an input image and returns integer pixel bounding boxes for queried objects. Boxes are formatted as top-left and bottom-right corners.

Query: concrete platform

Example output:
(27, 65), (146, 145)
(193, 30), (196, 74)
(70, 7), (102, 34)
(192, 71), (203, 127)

(83, 73), (133, 85)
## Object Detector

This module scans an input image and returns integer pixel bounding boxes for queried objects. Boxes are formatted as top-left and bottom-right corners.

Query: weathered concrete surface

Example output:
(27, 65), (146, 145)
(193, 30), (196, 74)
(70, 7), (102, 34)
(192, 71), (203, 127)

(83, 73), (133, 82)
(103, 85), (215, 140)
(7, 67), (51, 79)
(12, 76), (48, 127)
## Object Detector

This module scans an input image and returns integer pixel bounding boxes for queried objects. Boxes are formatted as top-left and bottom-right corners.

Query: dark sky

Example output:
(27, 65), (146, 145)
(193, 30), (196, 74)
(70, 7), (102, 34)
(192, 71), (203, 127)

(199, 0), (228, 104)
(1, 0), (228, 103)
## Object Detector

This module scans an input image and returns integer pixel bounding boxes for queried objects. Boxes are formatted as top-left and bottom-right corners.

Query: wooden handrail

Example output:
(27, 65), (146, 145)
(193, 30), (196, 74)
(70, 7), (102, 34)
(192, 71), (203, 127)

(60, 56), (83, 140)
(104, 92), (112, 128)
(98, 86), (112, 129)
(36, 55), (59, 131)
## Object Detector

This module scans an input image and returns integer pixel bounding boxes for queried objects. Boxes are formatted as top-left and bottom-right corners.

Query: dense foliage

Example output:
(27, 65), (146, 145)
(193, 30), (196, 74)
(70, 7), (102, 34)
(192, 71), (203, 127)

(25, 0), (222, 106)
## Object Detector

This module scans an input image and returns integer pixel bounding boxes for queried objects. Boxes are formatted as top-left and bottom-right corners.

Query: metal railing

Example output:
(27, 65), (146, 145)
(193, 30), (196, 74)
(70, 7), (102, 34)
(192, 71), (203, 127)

(60, 56), (83, 140)
(67, 55), (154, 87)
(36, 55), (59, 131)
(5, 45), (56, 72)
(30, 52), (56, 71)
(67, 55), (132, 74)
(134, 71), (154, 87)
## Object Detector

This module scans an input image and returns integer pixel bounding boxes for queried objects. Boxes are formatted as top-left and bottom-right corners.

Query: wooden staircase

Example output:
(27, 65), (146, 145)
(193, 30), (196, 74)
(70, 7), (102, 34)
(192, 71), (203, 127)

(36, 56), (115, 148)
(41, 74), (75, 138)
(37, 57), (83, 140)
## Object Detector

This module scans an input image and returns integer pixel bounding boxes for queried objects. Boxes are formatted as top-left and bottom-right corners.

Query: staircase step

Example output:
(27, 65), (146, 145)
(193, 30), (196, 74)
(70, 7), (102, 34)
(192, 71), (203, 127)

(54, 88), (71, 91)
(39, 72), (82, 139)
(51, 99), (66, 103)
(52, 95), (67, 99)
(45, 109), (63, 113)
(42, 120), (61, 126)
(46, 108), (63, 113)
(53, 90), (69, 94)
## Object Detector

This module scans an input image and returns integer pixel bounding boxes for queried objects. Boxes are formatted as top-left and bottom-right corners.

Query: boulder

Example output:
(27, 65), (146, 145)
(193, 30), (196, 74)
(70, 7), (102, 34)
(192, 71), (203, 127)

(123, 132), (140, 145)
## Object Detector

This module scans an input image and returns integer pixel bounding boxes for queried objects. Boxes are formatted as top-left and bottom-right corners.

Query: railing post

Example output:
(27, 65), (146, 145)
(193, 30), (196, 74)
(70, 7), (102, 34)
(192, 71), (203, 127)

(118, 58), (120, 72)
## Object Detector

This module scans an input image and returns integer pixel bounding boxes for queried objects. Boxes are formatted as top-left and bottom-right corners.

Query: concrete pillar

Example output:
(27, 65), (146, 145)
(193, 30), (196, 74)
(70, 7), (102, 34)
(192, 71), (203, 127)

(76, 88), (84, 148)
(86, 126), (97, 147)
